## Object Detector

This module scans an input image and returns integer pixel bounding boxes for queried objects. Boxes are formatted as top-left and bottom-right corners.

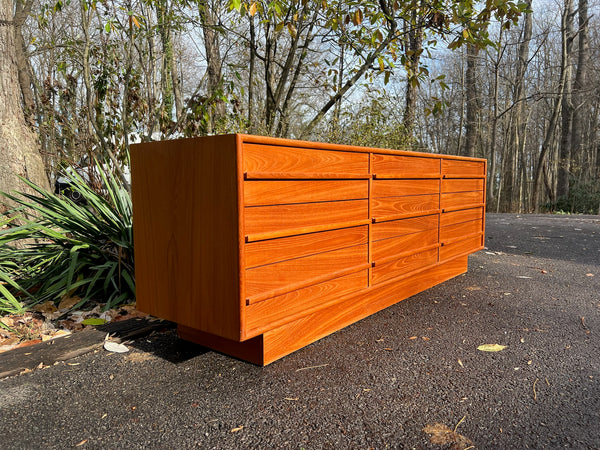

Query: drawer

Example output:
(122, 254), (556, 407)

(440, 219), (483, 243)
(372, 214), (438, 241)
(372, 228), (438, 262)
(372, 248), (438, 285)
(442, 178), (484, 193)
(245, 269), (369, 336)
(372, 194), (439, 218)
(243, 143), (369, 174)
(440, 207), (483, 227)
(440, 234), (482, 260)
(442, 159), (485, 177)
(245, 225), (368, 268)
(244, 179), (368, 206)
(245, 199), (369, 237)
(372, 179), (439, 198)
(372, 154), (440, 178)
(245, 244), (368, 299)
(441, 191), (484, 210)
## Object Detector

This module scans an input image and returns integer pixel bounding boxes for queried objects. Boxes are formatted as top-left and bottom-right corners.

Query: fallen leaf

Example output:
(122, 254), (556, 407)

(478, 344), (507, 352)
(75, 439), (88, 447)
(465, 286), (481, 291)
(58, 296), (82, 311)
(423, 423), (473, 448)
(33, 301), (58, 314)
(82, 318), (106, 326)
(231, 426), (244, 432)
(103, 341), (129, 353)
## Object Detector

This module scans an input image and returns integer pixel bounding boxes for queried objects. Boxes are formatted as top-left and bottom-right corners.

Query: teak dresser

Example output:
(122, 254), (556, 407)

(131, 134), (486, 365)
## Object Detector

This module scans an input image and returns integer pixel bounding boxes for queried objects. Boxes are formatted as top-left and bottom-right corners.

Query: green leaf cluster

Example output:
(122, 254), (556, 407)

(0, 159), (134, 315)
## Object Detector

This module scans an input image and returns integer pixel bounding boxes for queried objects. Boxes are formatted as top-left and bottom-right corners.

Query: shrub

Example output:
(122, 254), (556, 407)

(0, 160), (134, 315)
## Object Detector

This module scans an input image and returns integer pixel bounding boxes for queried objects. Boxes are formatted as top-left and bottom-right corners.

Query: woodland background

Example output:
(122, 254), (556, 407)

(1, 0), (598, 214)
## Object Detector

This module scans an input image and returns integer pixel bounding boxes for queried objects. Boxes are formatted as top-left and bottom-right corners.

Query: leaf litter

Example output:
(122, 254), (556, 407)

(423, 417), (474, 450)
(0, 303), (151, 355)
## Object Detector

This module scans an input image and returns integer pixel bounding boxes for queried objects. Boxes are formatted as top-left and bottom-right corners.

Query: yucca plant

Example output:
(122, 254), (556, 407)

(0, 159), (134, 315)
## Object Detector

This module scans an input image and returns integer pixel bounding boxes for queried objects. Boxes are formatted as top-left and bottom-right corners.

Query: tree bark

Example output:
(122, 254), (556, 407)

(569, 0), (588, 183)
(464, 43), (479, 158)
(199, 0), (224, 133)
(0, 0), (50, 209)
(402, 11), (423, 138)
(556, 0), (575, 201)
(531, 0), (573, 212)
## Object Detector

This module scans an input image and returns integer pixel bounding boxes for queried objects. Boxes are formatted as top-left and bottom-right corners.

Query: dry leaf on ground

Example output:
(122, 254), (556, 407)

(423, 423), (474, 450)
(477, 344), (507, 352)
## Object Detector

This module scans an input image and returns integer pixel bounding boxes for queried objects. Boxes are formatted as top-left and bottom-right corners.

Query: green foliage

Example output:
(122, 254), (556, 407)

(0, 160), (134, 315)
(328, 96), (414, 149)
(553, 179), (600, 215)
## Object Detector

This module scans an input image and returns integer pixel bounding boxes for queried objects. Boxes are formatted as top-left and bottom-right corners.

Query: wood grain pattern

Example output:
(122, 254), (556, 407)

(372, 153), (440, 178)
(244, 199), (369, 236)
(372, 228), (438, 262)
(440, 234), (483, 261)
(441, 191), (484, 209)
(260, 256), (468, 364)
(132, 135), (241, 340)
(372, 214), (438, 241)
(243, 143), (369, 174)
(371, 248), (438, 285)
(372, 194), (439, 217)
(245, 225), (368, 268)
(372, 179), (439, 198)
(245, 244), (368, 298)
(440, 219), (484, 242)
(245, 269), (369, 338)
(442, 178), (484, 193)
(244, 179), (368, 206)
(440, 207), (484, 227)
(442, 159), (485, 177)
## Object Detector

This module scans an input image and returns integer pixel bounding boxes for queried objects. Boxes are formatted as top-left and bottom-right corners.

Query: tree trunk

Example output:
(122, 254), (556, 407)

(556, 0), (575, 201)
(532, 0), (573, 212)
(199, 0), (225, 132)
(402, 11), (423, 138)
(569, 0), (588, 183)
(464, 43), (479, 158)
(0, 0), (50, 210)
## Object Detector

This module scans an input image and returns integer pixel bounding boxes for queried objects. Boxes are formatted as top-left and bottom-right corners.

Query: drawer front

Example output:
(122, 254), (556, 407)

(441, 191), (484, 209)
(440, 207), (483, 227)
(372, 228), (438, 262)
(442, 159), (485, 177)
(372, 248), (438, 285)
(244, 179), (368, 206)
(440, 234), (482, 260)
(442, 178), (484, 193)
(372, 154), (440, 177)
(245, 199), (369, 236)
(372, 214), (438, 242)
(245, 243), (368, 299)
(372, 179), (439, 198)
(243, 143), (369, 174)
(245, 225), (368, 268)
(440, 219), (483, 243)
(245, 269), (369, 336)
(372, 194), (439, 218)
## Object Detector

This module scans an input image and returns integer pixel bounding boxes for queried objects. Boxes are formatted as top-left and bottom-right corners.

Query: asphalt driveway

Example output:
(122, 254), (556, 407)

(1, 213), (599, 449)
